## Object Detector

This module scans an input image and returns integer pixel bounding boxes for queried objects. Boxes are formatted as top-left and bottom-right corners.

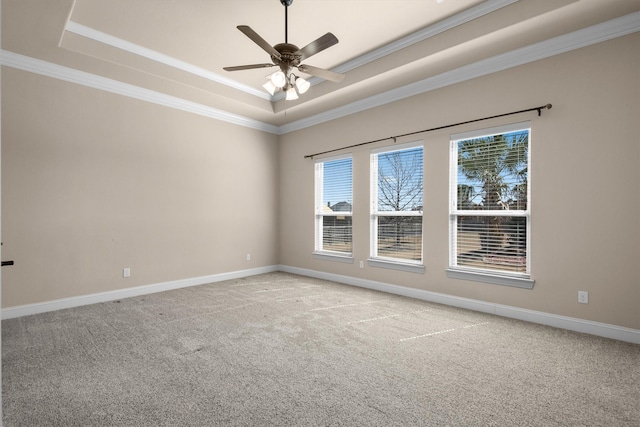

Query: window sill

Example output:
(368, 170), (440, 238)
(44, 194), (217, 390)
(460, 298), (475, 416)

(313, 252), (354, 264)
(446, 268), (535, 289)
(368, 258), (425, 274)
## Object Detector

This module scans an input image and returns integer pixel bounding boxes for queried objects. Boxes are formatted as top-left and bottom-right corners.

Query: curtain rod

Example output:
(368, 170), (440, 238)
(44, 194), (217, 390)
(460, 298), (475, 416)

(304, 103), (552, 159)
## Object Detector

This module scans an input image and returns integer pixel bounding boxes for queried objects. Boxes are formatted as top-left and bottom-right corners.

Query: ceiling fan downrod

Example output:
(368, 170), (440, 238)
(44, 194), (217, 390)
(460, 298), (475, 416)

(281, 0), (293, 43)
(223, 0), (345, 95)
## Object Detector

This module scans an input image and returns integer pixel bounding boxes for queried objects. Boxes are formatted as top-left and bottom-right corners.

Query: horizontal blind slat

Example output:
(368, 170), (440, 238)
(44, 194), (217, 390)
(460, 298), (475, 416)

(451, 126), (530, 276)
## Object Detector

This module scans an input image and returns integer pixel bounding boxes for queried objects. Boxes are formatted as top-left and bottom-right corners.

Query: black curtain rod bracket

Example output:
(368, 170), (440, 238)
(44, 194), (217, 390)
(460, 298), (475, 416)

(304, 103), (552, 159)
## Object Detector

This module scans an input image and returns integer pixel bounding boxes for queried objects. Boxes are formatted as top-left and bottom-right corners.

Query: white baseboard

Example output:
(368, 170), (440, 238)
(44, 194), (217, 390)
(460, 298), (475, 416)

(279, 265), (640, 345)
(1, 265), (279, 320)
(3, 264), (638, 345)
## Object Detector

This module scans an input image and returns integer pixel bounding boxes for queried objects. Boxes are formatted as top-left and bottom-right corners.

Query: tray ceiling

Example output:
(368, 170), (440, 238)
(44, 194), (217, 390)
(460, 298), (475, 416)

(2, 0), (639, 131)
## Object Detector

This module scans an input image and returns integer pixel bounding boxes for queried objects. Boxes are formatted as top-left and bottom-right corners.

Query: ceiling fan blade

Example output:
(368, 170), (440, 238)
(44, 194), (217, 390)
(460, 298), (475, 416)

(237, 25), (282, 60)
(295, 33), (339, 61)
(297, 64), (345, 83)
(223, 63), (275, 72)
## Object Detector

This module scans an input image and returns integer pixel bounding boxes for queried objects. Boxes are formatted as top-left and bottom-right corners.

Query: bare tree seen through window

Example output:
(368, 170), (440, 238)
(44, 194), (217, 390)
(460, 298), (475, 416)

(377, 148), (423, 259)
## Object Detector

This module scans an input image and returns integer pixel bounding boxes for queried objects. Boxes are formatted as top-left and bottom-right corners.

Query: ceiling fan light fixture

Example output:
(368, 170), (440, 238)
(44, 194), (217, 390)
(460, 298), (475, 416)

(285, 86), (299, 100)
(263, 80), (277, 95)
(295, 76), (310, 94)
(224, 0), (345, 100)
(271, 71), (287, 88)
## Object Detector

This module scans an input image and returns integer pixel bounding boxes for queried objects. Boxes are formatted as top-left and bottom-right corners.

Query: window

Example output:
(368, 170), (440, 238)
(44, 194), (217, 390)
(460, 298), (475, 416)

(448, 122), (533, 287)
(314, 155), (353, 259)
(370, 142), (424, 270)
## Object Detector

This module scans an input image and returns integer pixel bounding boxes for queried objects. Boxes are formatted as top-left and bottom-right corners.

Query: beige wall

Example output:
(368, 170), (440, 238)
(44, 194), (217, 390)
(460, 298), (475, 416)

(1, 32), (638, 331)
(1, 68), (279, 307)
(278, 34), (640, 330)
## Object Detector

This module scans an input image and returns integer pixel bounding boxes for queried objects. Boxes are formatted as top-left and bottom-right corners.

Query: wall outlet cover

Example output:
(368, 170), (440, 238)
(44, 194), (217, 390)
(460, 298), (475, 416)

(578, 291), (588, 304)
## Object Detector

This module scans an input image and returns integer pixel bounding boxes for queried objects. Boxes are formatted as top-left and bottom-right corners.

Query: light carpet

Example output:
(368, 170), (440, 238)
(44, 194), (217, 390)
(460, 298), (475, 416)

(3, 272), (639, 426)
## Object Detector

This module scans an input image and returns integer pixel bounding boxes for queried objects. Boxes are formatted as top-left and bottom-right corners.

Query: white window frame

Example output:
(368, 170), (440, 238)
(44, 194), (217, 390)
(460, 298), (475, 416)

(447, 122), (534, 289)
(369, 141), (424, 273)
(314, 154), (353, 262)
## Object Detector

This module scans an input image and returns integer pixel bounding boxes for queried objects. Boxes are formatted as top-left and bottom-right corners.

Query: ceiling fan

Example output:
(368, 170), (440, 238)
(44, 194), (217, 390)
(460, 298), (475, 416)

(223, 0), (345, 100)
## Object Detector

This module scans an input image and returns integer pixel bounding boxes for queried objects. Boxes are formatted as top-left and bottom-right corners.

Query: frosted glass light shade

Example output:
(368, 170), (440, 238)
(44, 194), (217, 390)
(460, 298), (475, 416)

(271, 71), (287, 88)
(295, 77), (310, 94)
(285, 87), (299, 100)
(262, 80), (277, 95)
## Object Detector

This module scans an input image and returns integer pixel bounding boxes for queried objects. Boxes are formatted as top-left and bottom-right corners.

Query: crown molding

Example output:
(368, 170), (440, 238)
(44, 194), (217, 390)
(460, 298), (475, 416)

(65, 21), (272, 101)
(277, 11), (640, 134)
(0, 50), (279, 134)
(63, 0), (519, 104)
(2, 12), (638, 135)
(333, 0), (519, 75)
(272, 0), (519, 102)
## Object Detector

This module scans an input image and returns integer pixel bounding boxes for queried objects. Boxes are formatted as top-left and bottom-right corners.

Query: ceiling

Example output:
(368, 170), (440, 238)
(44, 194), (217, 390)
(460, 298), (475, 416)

(2, 0), (639, 131)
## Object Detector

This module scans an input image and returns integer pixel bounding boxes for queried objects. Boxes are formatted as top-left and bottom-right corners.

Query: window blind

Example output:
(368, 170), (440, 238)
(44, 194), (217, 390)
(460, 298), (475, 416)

(315, 156), (353, 255)
(371, 142), (424, 263)
(450, 123), (530, 275)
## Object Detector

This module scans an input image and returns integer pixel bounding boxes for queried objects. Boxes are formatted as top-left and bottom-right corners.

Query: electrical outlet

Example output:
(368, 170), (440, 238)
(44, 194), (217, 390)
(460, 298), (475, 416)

(578, 291), (588, 304)
(123, 268), (131, 278)
(359, 261), (364, 269)
(246, 253), (251, 261)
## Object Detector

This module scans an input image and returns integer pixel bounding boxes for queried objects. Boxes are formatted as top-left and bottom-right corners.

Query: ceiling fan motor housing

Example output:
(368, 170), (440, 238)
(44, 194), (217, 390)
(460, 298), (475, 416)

(223, 0), (345, 88)
(272, 43), (301, 72)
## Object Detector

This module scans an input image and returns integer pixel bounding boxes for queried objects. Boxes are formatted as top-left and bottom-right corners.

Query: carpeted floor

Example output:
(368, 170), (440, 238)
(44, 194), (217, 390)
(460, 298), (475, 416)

(2, 272), (639, 426)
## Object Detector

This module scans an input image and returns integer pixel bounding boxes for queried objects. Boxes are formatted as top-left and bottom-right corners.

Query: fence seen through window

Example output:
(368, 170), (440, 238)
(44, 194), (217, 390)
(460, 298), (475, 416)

(372, 143), (424, 263)
(450, 124), (530, 275)
(314, 156), (353, 255)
